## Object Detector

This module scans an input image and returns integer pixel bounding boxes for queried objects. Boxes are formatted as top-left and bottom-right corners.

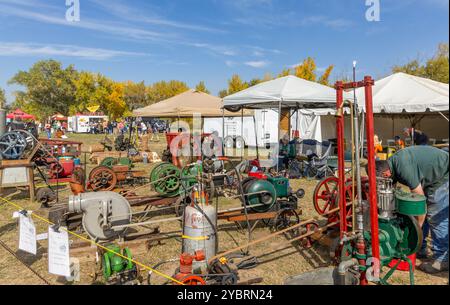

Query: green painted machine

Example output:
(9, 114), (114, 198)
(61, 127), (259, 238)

(337, 178), (425, 285)
(149, 162), (200, 198)
(100, 157), (134, 168)
(101, 244), (139, 285)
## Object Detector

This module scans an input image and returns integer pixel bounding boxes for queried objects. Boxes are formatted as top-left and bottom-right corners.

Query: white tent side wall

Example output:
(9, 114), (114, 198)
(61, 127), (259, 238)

(292, 112), (449, 144)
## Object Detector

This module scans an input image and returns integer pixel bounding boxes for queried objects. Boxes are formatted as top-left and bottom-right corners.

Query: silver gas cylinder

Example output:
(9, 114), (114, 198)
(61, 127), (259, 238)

(183, 203), (217, 264)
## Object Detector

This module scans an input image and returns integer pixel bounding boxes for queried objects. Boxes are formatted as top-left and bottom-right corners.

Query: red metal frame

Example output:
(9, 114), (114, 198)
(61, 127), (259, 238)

(335, 76), (380, 280)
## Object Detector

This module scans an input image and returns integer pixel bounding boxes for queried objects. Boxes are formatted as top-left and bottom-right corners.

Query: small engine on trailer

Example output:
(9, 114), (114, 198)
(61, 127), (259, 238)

(96, 243), (140, 285)
(336, 178), (426, 285)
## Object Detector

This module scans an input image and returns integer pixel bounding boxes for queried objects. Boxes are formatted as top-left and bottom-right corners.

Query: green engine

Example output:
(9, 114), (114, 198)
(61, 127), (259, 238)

(340, 178), (426, 285)
(101, 244), (139, 285)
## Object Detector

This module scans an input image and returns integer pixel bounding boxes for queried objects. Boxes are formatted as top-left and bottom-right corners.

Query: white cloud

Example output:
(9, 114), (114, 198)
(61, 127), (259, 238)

(90, 0), (226, 33)
(0, 42), (150, 60)
(0, 4), (170, 41)
(244, 60), (269, 68)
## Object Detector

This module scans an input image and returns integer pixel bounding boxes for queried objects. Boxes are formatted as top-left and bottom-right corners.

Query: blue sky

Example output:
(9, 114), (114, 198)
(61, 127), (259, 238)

(0, 0), (448, 103)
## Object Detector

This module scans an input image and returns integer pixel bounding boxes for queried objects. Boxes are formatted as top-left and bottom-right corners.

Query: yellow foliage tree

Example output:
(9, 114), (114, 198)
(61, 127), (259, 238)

(318, 65), (335, 86)
(294, 57), (317, 81)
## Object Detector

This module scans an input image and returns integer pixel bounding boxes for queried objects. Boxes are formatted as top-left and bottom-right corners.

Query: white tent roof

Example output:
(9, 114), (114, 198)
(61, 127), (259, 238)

(223, 75), (344, 110)
(355, 72), (449, 113)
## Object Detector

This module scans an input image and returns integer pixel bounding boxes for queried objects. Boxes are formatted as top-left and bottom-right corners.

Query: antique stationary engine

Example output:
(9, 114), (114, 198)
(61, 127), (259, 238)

(336, 178), (425, 285)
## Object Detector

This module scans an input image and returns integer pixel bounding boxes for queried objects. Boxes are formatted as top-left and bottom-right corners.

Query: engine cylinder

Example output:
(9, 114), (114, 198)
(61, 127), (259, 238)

(376, 178), (396, 219)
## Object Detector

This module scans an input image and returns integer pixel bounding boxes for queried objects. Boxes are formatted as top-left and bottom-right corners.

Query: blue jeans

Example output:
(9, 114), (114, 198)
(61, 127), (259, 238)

(421, 181), (449, 263)
(46, 130), (51, 139)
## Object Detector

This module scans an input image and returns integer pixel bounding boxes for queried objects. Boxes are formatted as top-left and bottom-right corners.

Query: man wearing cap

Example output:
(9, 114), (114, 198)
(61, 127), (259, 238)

(403, 127), (429, 146)
(375, 145), (448, 273)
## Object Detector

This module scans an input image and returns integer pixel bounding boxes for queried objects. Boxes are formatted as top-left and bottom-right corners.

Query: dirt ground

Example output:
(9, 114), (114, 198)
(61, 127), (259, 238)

(0, 133), (448, 285)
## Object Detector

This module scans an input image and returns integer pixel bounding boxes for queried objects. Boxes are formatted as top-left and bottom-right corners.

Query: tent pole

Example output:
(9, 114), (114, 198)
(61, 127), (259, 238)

(241, 108), (244, 160)
(277, 100), (282, 172)
(253, 114), (259, 160)
(438, 111), (449, 122)
(222, 108), (225, 157)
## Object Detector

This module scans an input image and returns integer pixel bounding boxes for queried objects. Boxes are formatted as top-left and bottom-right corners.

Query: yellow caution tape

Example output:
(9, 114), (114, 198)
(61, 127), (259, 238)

(181, 235), (209, 241)
(0, 195), (184, 285)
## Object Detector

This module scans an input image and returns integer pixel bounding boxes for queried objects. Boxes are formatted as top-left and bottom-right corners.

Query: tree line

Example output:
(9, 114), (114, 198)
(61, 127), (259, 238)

(1, 43), (447, 120)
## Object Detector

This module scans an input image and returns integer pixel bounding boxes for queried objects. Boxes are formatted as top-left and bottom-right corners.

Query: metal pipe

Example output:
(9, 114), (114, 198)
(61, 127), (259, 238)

(222, 107), (225, 157)
(337, 258), (358, 285)
(335, 82), (347, 237)
(0, 108), (6, 137)
(277, 100), (282, 172)
(253, 114), (259, 160)
(352, 64), (364, 232)
(241, 107), (244, 159)
(363, 76), (380, 271)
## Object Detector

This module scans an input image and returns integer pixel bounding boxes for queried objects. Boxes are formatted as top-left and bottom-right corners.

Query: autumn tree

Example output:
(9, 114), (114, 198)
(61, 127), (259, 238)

(248, 78), (263, 87)
(277, 68), (291, 78)
(227, 74), (249, 95)
(195, 81), (210, 94)
(392, 43), (449, 83)
(294, 57), (317, 81)
(124, 80), (148, 110)
(8, 59), (78, 119)
(318, 65), (334, 86)
(73, 72), (129, 119)
(218, 89), (228, 98)
(147, 80), (189, 103)
(0, 87), (5, 109)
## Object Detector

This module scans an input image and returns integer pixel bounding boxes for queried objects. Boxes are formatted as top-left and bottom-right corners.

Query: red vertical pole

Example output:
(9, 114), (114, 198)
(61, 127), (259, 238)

(335, 81), (347, 238)
(363, 76), (380, 269)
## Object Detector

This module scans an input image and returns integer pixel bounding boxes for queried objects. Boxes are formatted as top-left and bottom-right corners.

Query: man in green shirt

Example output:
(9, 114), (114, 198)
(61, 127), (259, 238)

(375, 146), (448, 273)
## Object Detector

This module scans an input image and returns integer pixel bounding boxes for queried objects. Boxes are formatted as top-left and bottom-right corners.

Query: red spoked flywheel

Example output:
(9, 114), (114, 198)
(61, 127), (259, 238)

(313, 176), (369, 228)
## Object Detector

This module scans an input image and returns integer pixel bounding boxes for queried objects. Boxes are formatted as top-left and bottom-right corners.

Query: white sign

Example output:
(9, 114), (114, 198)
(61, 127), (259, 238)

(18, 214), (37, 255)
(2, 167), (29, 185)
(48, 226), (70, 277)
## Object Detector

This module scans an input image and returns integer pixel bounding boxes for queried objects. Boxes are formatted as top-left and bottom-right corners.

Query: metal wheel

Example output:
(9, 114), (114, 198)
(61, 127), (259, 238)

(88, 166), (118, 191)
(36, 187), (56, 207)
(150, 163), (181, 197)
(180, 275), (206, 285)
(272, 208), (300, 234)
(313, 176), (339, 215)
(15, 129), (37, 152)
(0, 132), (27, 159)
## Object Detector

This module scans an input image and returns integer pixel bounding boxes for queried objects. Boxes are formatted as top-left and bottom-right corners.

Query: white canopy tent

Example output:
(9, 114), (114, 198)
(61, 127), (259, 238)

(223, 75), (346, 110)
(223, 76), (349, 168)
(292, 73), (449, 142)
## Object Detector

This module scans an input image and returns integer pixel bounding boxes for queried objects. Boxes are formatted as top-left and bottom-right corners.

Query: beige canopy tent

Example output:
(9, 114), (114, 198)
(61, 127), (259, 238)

(133, 89), (249, 118)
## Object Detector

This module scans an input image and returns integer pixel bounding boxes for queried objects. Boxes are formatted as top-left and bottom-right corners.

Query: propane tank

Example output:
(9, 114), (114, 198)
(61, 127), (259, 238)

(182, 186), (217, 266)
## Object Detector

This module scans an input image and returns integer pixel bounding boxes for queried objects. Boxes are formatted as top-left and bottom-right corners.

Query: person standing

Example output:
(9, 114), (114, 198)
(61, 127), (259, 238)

(141, 121), (148, 135)
(403, 127), (429, 146)
(45, 122), (52, 139)
(375, 146), (449, 273)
